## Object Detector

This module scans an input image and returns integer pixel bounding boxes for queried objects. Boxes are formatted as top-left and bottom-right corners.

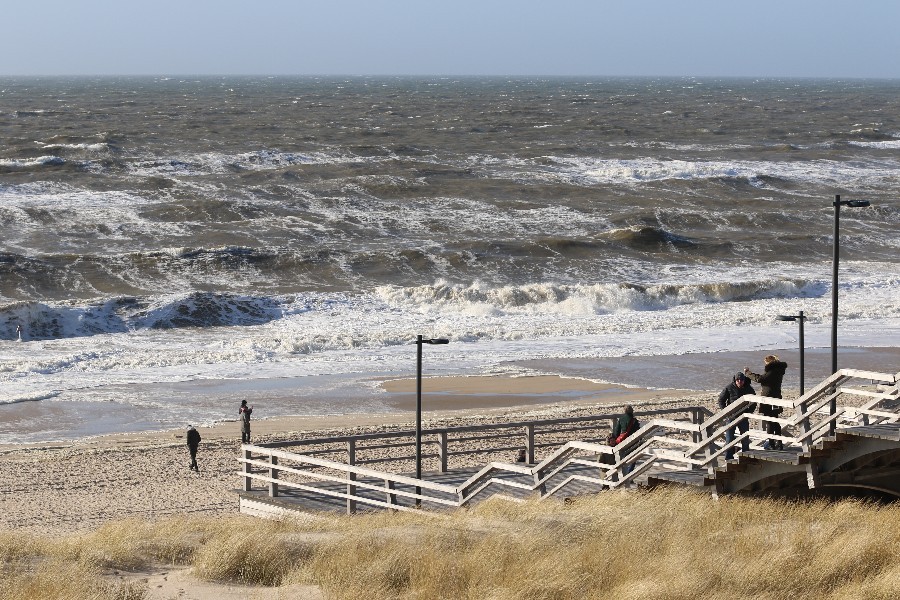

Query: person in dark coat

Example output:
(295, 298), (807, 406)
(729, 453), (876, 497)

(610, 405), (641, 474)
(612, 405), (640, 445)
(186, 425), (201, 471)
(718, 372), (756, 460)
(239, 399), (253, 443)
(745, 355), (788, 450)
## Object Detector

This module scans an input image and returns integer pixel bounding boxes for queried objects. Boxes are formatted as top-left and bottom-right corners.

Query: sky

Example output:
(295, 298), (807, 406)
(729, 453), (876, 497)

(3, 0), (899, 78)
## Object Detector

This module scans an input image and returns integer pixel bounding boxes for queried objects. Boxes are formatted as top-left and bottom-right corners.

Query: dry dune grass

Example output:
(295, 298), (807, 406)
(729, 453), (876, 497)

(1, 487), (899, 599)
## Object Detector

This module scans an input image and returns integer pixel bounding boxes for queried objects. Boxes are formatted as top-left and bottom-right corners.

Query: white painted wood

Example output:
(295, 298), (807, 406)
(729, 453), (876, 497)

(238, 369), (899, 514)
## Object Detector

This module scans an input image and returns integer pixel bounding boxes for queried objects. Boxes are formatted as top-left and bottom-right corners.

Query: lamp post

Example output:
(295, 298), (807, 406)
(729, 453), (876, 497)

(831, 195), (870, 374)
(776, 311), (806, 396)
(414, 335), (449, 506)
(830, 194), (870, 432)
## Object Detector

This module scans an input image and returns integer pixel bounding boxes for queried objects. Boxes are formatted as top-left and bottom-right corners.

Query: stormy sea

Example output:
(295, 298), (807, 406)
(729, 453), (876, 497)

(1, 76), (899, 442)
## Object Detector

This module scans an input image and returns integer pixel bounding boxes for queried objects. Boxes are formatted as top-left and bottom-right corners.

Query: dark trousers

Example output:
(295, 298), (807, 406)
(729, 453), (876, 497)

(760, 404), (783, 448)
(242, 429), (250, 443)
(188, 445), (199, 470)
(724, 416), (749, 460)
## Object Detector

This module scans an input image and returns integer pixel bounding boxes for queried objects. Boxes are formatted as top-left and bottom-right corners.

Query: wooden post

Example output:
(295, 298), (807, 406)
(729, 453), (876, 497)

(704, 425), (716, 475)
(525, 424), (535, 464)
(799, 400), (813, 453)
(268, 455), (279, 497)
(385, 479), (397, 508)
(243, 448), (252, 492)
(346, 439), (357, 515)
(438, 432), (448, 473)
(691, 408), (703, 445)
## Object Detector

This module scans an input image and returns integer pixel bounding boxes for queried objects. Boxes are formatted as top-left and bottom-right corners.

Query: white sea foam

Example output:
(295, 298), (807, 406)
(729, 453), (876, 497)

(543, 157), (900, 188)
(125, 148), (388, 178)
(0, 155), (65, 168)
(36, 142), (109, 152)
(848, 140), (900, 149)
(0, 184), (147, 209)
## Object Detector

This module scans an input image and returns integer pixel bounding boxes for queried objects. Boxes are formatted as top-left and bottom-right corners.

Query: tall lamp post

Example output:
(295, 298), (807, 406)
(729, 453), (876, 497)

(831, 194), (870, 431)
(776, 311), (807, 396)
(415, 335), (449, 506)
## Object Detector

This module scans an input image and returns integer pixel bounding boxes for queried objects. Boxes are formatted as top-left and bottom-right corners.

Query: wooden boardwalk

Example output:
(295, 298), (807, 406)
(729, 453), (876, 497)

(237, 368), (900, 518)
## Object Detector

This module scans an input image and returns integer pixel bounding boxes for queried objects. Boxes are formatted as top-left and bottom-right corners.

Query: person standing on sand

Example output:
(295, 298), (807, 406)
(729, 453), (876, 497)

(186, 425), (201, 471)
(239, 399), (253, 443)
(744, 355), (788, 450)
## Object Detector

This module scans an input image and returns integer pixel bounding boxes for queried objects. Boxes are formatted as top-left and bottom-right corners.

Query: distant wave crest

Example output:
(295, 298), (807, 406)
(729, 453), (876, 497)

(376, 278), (823, 316)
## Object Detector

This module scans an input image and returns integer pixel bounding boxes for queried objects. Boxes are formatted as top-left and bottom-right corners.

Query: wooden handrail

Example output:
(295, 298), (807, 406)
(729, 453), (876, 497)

(239, 369), (899, 513)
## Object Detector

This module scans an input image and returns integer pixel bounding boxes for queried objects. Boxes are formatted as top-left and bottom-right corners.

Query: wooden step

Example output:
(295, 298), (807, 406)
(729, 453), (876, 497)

(839, 425), (900, 442)
(646, 470), (712, 488)
(742, 449), (808, 465)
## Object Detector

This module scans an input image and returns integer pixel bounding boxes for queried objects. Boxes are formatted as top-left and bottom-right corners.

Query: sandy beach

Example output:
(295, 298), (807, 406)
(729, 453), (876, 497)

(0, 374), (705, 537)
(3, 344), (898, 537)
(1, 361), (896, 599)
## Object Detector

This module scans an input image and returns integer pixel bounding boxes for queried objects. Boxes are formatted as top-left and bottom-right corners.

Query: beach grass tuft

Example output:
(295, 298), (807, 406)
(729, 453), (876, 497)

(1, 487), (899, 598)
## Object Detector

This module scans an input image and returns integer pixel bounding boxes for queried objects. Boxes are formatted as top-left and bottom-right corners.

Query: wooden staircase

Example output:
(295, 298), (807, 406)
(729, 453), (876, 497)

(238, 368), (900, 517)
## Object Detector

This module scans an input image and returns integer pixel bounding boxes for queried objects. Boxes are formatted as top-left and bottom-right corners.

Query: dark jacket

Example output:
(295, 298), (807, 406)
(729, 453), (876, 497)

(612, 415), (640, 441)
(240, 405), (252, 431)
(718, 373), (757, 413)
(186, 427), (201, 448)
(745, 361), (787, 399)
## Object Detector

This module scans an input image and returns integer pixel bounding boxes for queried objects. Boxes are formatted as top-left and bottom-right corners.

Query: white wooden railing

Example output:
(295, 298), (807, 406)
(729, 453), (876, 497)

(238, 369), (899, 513)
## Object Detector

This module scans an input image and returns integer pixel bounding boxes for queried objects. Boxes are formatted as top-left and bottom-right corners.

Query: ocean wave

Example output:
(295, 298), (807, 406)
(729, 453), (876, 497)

(848, 140), (900, 149)
(126, 148), (380, 177)
(37, 142), (109, 152)
(375, 278), (825, 316)
(0, 391), (60, 406)
(0, 155), (66, 169)
(537, 156), (900, 189)
(0, 292), (286, 340)
(0, 183), (149, 210)
(602, 227), (698, 250)
(0, 275), (823, 342)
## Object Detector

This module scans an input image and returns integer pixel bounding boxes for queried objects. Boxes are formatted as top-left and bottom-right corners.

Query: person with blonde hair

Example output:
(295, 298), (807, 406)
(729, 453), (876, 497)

(744, 355), (788, 450)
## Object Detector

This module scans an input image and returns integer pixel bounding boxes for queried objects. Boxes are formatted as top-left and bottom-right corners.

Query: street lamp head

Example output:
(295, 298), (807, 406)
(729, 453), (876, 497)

(776, 315), (797, 322)
(835, 198), (871, 208)
(415, 336), (450, 345)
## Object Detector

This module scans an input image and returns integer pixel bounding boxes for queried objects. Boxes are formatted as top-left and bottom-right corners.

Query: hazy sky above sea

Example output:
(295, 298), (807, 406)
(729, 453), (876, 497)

(3, 0), (899, 78)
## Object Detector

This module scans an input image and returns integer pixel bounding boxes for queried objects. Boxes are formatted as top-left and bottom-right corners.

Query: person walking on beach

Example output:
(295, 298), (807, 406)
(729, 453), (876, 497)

(239, 400), (253, 443)
(718, 372), (756, 460)
(186, 425), (201, 471)
(744, 355), (788, 450)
